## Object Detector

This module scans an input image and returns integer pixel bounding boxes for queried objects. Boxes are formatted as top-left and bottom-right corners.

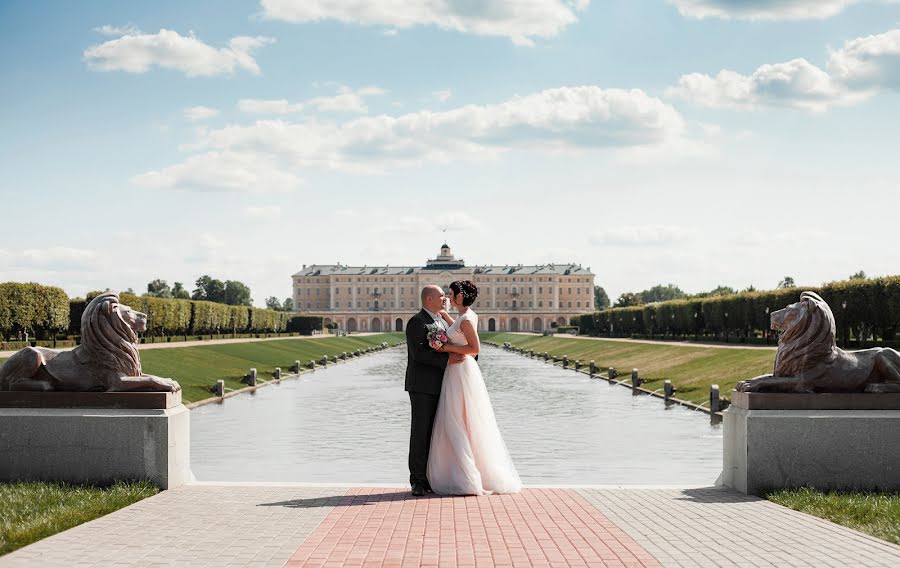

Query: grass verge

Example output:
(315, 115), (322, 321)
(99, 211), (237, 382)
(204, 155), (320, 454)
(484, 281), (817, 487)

(767, 488), (900, 545)
(0, 481), (159, 556)
(140, 333), (404, 403)
(482, 332), (774, 403)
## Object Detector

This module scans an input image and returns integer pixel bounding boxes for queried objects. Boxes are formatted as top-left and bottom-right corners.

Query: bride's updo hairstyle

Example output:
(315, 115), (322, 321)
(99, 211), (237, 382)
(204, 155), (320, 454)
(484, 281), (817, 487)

(449, 280), (478, 307)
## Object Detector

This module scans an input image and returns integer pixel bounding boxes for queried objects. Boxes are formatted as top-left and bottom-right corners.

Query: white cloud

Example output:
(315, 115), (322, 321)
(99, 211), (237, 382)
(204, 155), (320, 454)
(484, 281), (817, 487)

(132, 151), (302, 193)
(668, 29), (900, 112)
(259, 0), (589, 46)
(245, 205), (283, 218)
(432, 89), (453, 102)
(828, 28), (900, 90)
(589, 225), (694, 246)
(14, 247), (100, 271)
(84, 29), (274, 77)
(136, 86), (692, 191)
(384, 211), (484, 234)
(94, 24), (140, 36)
(239, 98), (305, 114)
(238, 86), (386, 115)
(184, 106), (219, 122)
(667, 58), (863, 111)
(308, 85), (387, 113)
(669, 0), (875, 20)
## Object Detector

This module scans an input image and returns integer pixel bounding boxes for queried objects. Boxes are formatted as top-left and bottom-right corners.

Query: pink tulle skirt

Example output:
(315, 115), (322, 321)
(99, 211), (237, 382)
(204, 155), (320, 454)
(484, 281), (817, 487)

(427, 356), (522, 495)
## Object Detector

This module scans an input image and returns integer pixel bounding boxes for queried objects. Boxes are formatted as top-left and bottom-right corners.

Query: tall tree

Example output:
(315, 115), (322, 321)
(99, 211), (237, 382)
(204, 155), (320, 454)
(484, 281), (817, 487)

(693, 285), (736, 298)
(171, 282), (190, 299)
(639, 283), (686, 303)
(777, 276), (796, 289)
(594, 286), (610, 310)
(146, 279), (172, 298)
(282, 297), (294, 311)
(849, 270), (867, 280)
(265, 296), (282, 310)
(614, 292), (642, 307)
(224, 280), (252, 306)
(192, 275), (226, 303)
(122, 287), (136, 295)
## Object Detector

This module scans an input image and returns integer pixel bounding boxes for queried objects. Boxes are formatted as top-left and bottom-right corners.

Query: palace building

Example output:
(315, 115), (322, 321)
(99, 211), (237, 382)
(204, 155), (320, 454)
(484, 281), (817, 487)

(292, 244), (595, 333)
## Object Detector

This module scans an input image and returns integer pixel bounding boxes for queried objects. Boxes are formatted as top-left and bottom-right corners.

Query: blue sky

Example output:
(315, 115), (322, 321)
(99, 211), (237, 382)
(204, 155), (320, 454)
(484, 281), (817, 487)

(1, 0), (899, 306)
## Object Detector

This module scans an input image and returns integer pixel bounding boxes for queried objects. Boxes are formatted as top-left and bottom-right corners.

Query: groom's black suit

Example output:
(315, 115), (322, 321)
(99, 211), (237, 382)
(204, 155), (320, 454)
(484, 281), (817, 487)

(405, 308), (449, 487)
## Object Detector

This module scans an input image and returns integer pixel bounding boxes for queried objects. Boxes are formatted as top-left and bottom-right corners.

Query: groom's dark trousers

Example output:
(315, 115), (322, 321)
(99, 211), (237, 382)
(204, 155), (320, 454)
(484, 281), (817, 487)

(405, 309), (449, 487)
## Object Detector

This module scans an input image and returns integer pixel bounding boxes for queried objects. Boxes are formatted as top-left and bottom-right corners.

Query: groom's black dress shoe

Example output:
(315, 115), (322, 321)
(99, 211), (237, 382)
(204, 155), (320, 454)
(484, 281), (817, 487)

(411, 483), (426, 497)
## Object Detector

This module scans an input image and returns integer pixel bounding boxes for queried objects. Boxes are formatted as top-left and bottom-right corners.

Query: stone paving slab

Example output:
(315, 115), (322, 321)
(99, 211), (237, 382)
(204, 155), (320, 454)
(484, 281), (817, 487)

(3, 485), (900, 567)
(578, 486), (900, 568)
(0, 485), (340, 568)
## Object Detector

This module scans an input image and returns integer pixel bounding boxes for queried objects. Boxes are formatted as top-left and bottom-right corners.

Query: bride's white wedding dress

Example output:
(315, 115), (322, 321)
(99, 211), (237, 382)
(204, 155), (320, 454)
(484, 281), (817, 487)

(427, 310), (522, 495)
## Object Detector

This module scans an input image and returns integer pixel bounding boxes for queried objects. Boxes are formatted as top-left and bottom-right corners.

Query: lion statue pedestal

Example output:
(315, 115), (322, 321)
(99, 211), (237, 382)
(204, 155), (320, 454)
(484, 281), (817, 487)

(0, 293), (189, 489)
(722, 291), (900, 495)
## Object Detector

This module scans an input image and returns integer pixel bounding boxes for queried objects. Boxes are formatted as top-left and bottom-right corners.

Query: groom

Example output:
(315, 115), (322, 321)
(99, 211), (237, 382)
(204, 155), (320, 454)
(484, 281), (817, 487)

(405, 285), (464, 496)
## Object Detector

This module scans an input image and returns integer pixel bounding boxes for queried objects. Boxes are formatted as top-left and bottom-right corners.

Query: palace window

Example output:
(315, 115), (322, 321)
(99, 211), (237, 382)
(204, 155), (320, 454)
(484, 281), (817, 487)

(577, 301), (581, 308)
(538, 301), (543, 307)
(401, 300), (405, 307)
(504, 301), (509, 307)
(568, 288), (572, 294)
(316, 289), (320, 296)
(486, 301), (491, 307)
(568, 301), (572, 308)
(539, 286), (543, 294)
(335, 301), (340, 308)
(549, 301), (554, 308)
(529, 301), (533, 307)
(528, 287), (532, 294)
(307, 302), (311, 308)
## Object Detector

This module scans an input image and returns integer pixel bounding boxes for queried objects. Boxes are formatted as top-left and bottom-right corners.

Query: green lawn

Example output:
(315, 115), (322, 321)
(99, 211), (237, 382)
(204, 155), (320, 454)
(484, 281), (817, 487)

(483, 333), (774, 403)
(767, 488), (900, 545)
(0, 481), (159, 556)
(141, 333), (403, 403)
(1, 333), (404, 404)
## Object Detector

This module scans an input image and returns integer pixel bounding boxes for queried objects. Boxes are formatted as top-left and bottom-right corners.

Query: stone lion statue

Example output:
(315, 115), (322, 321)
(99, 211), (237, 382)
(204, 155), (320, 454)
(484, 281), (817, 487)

(737, 291), (900, 393)
(0, 292), (181, 392)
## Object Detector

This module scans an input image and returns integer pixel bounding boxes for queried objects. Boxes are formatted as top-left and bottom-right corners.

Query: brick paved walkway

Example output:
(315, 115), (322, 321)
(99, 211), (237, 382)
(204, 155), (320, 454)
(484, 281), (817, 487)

(3, 484), (899, 567)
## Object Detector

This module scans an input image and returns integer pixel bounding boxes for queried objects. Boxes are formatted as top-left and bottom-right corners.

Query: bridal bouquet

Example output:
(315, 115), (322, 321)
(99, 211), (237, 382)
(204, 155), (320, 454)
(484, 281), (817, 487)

(426, 323), (449, 351)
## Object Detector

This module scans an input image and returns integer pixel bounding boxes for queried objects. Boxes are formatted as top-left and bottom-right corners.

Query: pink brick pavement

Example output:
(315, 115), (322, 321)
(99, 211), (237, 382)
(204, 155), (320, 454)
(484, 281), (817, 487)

(284, 487), (661, 567)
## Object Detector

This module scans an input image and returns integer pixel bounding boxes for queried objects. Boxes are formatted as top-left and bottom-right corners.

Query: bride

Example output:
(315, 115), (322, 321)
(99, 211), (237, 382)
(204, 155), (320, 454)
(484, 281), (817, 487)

(427, 280), (522, 495)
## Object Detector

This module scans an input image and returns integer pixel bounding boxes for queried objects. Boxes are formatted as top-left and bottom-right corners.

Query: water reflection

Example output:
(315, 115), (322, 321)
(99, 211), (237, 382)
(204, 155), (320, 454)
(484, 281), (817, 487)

(191, 347), (722, 485)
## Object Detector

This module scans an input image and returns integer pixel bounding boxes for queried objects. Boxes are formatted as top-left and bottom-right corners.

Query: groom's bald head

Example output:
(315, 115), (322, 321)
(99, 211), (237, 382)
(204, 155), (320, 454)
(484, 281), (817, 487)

(421, 285), (445, 312)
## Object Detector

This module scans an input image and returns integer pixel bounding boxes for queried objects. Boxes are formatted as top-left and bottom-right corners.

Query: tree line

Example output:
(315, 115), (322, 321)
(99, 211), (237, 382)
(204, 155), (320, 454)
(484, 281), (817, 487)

(580, 274), (900, 344)
(0, 282), (319, 341)
(594, 271), (870, 309)
(138, 275), (291, 311)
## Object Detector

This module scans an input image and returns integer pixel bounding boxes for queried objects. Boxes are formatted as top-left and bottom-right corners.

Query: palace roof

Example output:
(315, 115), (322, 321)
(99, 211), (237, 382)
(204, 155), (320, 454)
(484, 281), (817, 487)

(293, 263), (592, 277)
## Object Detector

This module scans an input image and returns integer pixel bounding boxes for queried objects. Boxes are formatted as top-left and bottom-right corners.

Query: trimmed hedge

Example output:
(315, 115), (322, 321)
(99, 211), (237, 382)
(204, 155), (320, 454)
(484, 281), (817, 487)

(574, 276), (900, 343)
(288, 315), (324, 335)
(0, 283), (70, 340)
(60, 291), (301, 337)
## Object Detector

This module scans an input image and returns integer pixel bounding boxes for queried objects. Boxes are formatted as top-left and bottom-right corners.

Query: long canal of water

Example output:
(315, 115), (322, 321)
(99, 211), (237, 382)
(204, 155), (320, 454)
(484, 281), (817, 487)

(191, 347), (722, 485)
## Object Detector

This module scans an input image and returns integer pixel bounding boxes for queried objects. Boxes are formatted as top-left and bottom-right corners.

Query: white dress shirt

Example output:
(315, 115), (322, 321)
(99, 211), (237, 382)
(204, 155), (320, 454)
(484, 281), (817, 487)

(423, 307), (446, 331)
